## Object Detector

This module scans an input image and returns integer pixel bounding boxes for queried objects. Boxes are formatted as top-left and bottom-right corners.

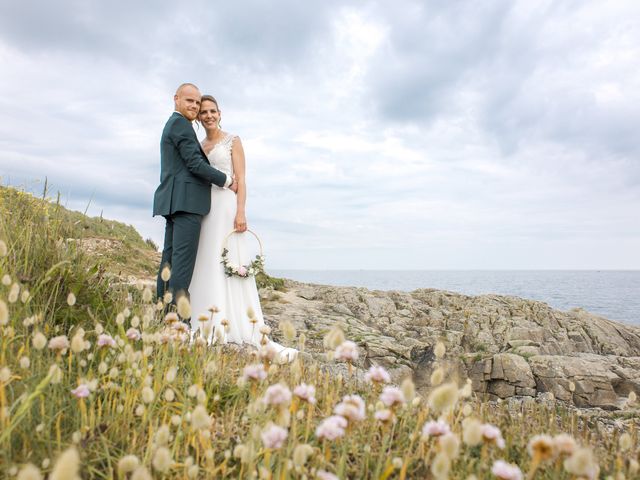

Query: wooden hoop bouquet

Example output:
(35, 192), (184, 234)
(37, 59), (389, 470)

(221, 229), (265, 278)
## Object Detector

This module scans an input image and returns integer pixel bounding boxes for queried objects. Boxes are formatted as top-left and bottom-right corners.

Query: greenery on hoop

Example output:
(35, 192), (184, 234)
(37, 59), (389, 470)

(221, 249), (265, 278)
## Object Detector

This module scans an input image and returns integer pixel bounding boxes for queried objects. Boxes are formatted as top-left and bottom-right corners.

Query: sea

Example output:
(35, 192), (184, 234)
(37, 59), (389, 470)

(270, 270), (640, 326)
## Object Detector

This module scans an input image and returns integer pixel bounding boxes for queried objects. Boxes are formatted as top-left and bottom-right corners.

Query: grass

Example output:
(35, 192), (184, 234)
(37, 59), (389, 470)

(0, 185), (639, 479)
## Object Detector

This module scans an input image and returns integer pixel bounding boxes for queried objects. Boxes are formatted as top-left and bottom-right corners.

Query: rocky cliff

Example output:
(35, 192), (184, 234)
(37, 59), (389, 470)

(261, 279), (640, 410)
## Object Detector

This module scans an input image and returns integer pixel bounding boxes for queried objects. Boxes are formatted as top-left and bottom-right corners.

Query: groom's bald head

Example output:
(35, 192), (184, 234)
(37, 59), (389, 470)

(174, 83), (202, 121)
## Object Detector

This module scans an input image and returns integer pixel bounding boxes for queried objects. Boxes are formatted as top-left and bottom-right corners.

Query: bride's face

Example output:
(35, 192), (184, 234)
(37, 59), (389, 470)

(199, 100), (221, 130)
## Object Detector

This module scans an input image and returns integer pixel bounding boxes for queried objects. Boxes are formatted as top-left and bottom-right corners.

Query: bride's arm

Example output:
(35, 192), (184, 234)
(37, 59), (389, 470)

(231, 137), (248, 232)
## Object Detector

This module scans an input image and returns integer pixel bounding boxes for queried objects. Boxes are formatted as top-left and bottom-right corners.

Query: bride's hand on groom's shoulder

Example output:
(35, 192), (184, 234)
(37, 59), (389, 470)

(234, 213), (248, 233)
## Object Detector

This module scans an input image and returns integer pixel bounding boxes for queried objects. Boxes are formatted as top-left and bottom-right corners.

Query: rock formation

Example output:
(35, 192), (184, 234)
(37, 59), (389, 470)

(261, 280), (640, 410)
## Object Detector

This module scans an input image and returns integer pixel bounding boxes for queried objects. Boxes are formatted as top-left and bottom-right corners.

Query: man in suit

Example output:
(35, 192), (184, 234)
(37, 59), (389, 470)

(153, 83), (237, 312)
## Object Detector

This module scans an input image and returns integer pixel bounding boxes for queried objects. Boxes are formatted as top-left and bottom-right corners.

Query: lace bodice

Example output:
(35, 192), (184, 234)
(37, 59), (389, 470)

(206, 134), (236, 177)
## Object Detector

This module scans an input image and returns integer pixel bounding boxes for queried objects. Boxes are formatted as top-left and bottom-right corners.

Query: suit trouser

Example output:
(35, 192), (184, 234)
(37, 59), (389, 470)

(156, 212), (202, 305)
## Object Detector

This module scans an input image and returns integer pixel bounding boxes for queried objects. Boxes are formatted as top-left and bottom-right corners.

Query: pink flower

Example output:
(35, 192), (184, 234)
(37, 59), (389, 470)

(238, 266), (248, 276)
(379, 386), (406, 407)
(365, 365), (391, 384)
(48, 335), (70, 351)
(126, 328), (141, 340)
(335, 340), (359, 362)
(172, 322), (189, 333)
(261, 423), (288, 449)
(293, 383), (317, 404)
(334, 394), (366, 422)
(97, 334), (117, 348)
(482, 424), (506, 449)
(242, 364), (267, 382)
(316, 471), (339, 480)
(491, 460), (523, 480)
(316, 415), (348, 441)
(422, 420), (451, 438)
(374, 409), (394, 422)
(262, 384), (292, 407)
(71, 384), (90, 398)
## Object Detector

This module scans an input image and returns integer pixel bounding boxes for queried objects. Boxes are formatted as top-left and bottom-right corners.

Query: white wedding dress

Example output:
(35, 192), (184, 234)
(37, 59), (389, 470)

(189, 133), (297, 362)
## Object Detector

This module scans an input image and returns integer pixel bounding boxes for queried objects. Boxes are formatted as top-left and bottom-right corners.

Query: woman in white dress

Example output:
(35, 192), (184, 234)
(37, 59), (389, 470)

(189, 95), (297, 362)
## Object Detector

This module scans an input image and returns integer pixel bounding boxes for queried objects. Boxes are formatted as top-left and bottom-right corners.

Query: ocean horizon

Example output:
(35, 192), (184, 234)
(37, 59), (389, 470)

(270, 269), (640, 326)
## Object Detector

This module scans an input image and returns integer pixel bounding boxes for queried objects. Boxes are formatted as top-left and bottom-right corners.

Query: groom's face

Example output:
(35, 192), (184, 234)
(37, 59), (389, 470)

(174, 86), (202, 121)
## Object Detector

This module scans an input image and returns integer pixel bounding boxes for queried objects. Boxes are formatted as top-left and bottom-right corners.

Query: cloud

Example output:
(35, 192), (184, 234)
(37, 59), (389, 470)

(0, 0), (639, 270)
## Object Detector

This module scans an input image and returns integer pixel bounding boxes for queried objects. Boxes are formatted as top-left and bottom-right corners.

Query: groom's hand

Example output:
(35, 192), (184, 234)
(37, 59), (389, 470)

(229, 175), (239, 193)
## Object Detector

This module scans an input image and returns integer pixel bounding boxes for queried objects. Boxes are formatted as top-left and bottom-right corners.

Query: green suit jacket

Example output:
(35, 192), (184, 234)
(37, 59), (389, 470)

(152, 112), (228, 217)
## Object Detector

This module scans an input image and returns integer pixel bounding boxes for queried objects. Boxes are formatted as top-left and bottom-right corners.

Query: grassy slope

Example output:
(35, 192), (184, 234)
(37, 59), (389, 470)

(0, 185), (637, 479)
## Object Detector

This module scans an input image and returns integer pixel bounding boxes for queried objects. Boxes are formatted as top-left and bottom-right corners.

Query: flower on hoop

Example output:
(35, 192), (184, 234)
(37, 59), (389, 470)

(221, 249), (265, 278)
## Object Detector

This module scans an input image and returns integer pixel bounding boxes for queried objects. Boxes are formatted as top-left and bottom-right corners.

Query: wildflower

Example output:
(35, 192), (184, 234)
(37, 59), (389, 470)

(48, 364), (63, 384)
(142, 287), (153, 303)
(460, 380), (473, 398)
(462, 404), (473, 416)
(323, 326), (345, 350)
(430, 367), (444, 386)
(259, 325), (271, 336)
(161, 266), (171, 282)
(131, 466), (152, 480)
(440, 433), (460, 459)
(293, 444), (314, 467)
(374, 409), (394, 422)
(261, 423), (288, 449)
(431, 451), (450, 479)
(491, 460), (523, 480)
(191, 404), (212, 430)
(155, 425), (171, 446)
(187, 384), (199, 397)
(553, 433), (576, 455)
(21, 289), (30, 303)
(434, 341), (446, 359)
(316, 471), (339, 480)
(70, 330), (86, 353)
(263, 384), (292, 407)
(334, 394), (366, 422)
(1, 274), (10, 285)
(48, 335), (70, 352)
(428, 382), (459, 413)
(619, 432), (632, 451)
(365, 365), (391, 384)
(126, 328), (141, 340)
(0, 239), (6, 257)
(527, 434), (556, 461)
(66, 292), (76, 306)
(31, 332), (47, 350)
(0, 366), (11, 383)
(8, 283), (19, 303)
(280, 319), (297, 342)
(97, 334), (117, 348)
(247, 306), (256, 319)
(242, 364), (267, 382)
(71, 384), (90, 398)
(259, 343), (278, 362)
(152, 446), (172, 473)
(16, 464), (42, 480)
(0, 300), (8, 325)
(293, 383), (317, 404)
(187, 465), (199, 479)
(165, 366), (178, 383)
(380, 386), (406, 408)
(49, 447), (80, 480)
(177, 296), (191, 319)
(335, 340), (359, 362)
(163, 292), (173, 304)
(422, 420), (451, 439)
(316, 415), (348, 440)
(19, 356), (30, 369)
(141, 387), (155, 403)
(462, 417), (483, 446)
(164, 388), (175, 402)
(481, 423), (506, 449)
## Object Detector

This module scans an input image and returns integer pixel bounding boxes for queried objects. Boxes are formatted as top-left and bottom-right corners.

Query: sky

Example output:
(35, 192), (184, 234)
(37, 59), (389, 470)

(1, 0), (639, 270)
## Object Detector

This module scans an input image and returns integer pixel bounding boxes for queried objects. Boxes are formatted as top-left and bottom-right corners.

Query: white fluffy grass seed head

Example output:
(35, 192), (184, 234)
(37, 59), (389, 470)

(177, 296), (191, 319)
(118, 455), (140, 475)
(17, 463), (43, 480)
(49, 447), (80, 480)
(428, 382), (459, 413)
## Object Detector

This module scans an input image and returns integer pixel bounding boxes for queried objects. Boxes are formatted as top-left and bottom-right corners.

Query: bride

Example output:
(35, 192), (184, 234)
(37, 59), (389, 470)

(189, 95), (297, 362)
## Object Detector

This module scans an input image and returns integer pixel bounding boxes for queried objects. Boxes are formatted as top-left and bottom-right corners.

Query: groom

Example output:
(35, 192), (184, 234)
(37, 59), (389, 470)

(153, 83), (237, 311)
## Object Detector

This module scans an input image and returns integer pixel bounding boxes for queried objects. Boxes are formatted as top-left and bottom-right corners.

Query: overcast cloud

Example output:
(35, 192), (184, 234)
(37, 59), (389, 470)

(1, 0), (639, 269)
